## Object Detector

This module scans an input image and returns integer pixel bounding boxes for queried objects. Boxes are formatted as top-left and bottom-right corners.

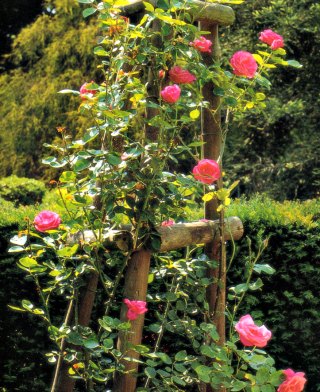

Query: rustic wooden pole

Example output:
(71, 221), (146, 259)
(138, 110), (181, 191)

(69, 217), (243, 252)
(51, 271), (99, 392)
(113, 249), (151, 392)
(199, 21), (226, 392)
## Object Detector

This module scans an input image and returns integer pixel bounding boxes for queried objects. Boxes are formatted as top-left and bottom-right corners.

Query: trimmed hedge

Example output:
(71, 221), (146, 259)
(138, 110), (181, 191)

(0, 176), (46, 206)
(0, 195), (319, 390)
(227, 196), (320, 391)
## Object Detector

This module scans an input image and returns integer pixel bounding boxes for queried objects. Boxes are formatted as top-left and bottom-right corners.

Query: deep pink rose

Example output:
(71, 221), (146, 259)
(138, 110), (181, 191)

(123, 299), (148, 321)
(190, 36), (212, 53)
(259, 29), (284, 50)
(169, 66), (196, 84)
(80, 81), (98, 99)
(277, 369), (307, 392)
(230, 51), (258, 79)
(235, 314), (272, 348)
(161, 219), (175, 227)
(34, 210), (61, 232)
(192, 159), (221, 184)
(161, 84), (181, 104)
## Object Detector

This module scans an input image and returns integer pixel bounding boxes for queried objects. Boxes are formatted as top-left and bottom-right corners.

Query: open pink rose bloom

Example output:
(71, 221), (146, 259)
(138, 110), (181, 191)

(235, 314), (272, 348)
(161, 84), (181, 104)
(230, 51), (258, 79)
(34, 210), (61, 232)
(259, 29), (284, 50)
(123, 299), (148, 321)
(277, 369), (307, 392)
(169, 66), (196, 84)
(192, 159), (221, 184)
(190, 36), (212, 53)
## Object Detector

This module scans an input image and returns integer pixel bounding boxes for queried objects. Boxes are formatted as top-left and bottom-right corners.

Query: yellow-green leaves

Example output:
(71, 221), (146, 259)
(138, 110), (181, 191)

(190, 109), (200, 120)
(202, 181), (239, 211)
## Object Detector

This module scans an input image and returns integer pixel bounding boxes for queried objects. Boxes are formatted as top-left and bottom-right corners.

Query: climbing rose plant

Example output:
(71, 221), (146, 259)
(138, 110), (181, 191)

(9, 0), (305, 390)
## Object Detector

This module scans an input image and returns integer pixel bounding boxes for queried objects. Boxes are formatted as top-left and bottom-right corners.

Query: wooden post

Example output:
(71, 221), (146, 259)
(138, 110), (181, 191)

(199, 21), (226, 392)
(51, 271), (99, 392)
(113, 249), (151, 392)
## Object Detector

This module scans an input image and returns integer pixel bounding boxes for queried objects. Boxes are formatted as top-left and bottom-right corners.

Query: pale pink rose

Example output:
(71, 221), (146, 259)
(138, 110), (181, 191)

(169, 66), (196, 84)
(161, 219), (175, 227)
(190, 36), (212, 53)
(123, 299), (148, 321)
(80, 81), (98, 99)
(230, 51), (258, 79)
(259, 29), (284, 50)
(161, 84), (181, 104)
(192, 159), (221, 184)
(34, 210), (61, 232)
(235, 314), (272, 348)
(199, 218), (209, 222)
(277, 369), (307, 392)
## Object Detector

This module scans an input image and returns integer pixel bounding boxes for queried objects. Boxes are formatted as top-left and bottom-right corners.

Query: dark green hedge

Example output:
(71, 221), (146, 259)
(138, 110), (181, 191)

(0, 196), (319, 390)
(227, 198), (320, 392)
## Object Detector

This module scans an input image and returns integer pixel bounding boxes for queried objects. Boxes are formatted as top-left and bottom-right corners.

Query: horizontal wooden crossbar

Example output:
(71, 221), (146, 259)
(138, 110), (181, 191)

(120, 0), (235, 26)
(70, 216), (243, 252)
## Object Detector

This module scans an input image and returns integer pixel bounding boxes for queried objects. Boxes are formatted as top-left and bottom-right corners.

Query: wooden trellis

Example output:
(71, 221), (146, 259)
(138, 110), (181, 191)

(51, 1), (237, 391)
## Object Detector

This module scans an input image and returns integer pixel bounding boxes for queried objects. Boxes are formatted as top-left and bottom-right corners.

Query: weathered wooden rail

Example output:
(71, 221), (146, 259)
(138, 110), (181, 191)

(51, 1), (236, 391)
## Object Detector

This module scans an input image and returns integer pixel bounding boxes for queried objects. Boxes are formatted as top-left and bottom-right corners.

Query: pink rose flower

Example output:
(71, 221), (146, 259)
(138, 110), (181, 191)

(259, 29), (284, 50)
(192, 159), (221, 184)
(161, 219), (175, 226)
(34, 210), (61, 232)
(277, 369), (307, 392)
(235, 314), (272, 348)
(80, 81), (98, 99)
(169, 66), (196, 84)
(161, 84), (181, 104)
(230, 51), (258, 79)
(190, 36), (212, 53)
(199, 218), (209, 222)
(123, 299), (148, 321)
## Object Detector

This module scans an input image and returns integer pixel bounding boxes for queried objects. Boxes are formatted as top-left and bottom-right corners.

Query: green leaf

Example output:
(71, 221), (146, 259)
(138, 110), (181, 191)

(249, 278), (264, 291)
(59, 171), (76, 183)
(8, 245), (25, 253)
(231, 380), (248, 391)
(83, 7), (96, 18)
(8, 305), (26, 312)
(93, 46), (109, 56)
(57, 244), (79, 258)
(78, 0), (94, 3)
(200, 345), (216, 359)
(254, 264), (275, 275)
(194, 364), (211, 383)
(269, 370), (283, 386)
(18, 257), (38, 268)
(256, 367), (270, 384)
(83, 339), (99, 349)
(172, 376), (186, 386)
(143, 1), (154, 12)
(225, 96), (238, 107)
(58, 89), (80, 95)
(74, 158), (91, 172)
(287, 60), (303, 69)
(175, 350), (188, 361)
(106, 154), (122, 165)
(10, 235), (28, 246)
(145, 366), (156, 378)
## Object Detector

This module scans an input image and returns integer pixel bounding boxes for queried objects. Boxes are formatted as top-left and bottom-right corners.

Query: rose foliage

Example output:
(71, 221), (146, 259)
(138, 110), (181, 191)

(9, 0), (305, 391)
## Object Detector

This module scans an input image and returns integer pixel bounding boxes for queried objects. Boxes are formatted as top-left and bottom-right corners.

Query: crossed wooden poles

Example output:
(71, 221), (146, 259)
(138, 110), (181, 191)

(52, 2), (238, 391)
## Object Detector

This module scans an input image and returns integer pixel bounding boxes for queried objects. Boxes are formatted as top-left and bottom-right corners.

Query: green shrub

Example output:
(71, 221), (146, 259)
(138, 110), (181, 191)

(0, 176), (46, 206)
(227, 196), (320, 391)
